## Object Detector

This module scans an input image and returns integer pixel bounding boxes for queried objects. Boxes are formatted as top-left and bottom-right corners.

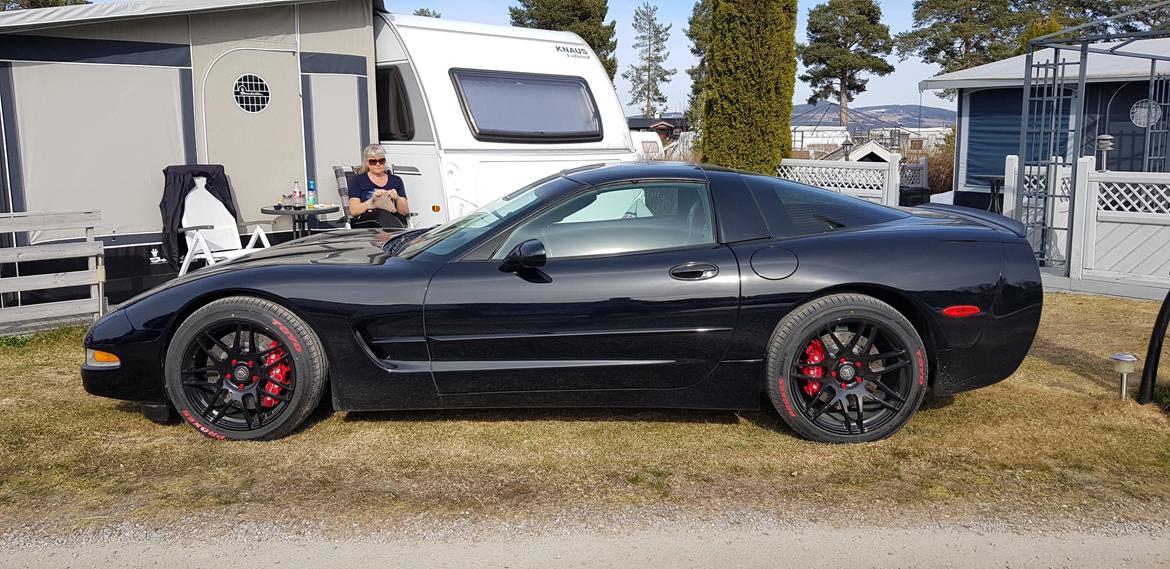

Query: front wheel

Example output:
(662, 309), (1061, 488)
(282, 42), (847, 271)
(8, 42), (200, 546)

(765, 293), (927, 443)
(164, 296), (327, 441)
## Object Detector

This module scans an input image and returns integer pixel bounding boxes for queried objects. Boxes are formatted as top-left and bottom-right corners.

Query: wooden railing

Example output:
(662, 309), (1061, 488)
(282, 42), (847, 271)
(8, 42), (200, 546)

(0, 210), (104, 334)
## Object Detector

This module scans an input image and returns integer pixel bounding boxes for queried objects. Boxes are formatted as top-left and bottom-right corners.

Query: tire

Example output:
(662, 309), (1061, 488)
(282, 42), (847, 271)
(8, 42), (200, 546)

(765, 293), (927, 443)
(164, 296), (327, 441)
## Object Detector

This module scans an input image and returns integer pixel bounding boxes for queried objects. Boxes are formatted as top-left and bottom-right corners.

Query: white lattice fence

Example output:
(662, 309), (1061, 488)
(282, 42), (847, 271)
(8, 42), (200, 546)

(1066, 161), (1170, 296)
(1097, 181), (1170, 214)
(899, 158), (927, 189)
(776, 157), (900, 205)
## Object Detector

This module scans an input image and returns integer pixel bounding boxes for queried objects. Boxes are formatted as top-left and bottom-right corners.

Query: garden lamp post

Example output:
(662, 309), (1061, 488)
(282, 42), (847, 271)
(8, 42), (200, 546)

(842, 137), (854, 161)
(1096, 134), (1115, 172)
(1111, 352), (1138, 399)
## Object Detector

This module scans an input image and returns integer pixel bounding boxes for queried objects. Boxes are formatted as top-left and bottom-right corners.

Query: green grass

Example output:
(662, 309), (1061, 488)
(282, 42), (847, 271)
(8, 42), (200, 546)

(1, 292), (1169, 530)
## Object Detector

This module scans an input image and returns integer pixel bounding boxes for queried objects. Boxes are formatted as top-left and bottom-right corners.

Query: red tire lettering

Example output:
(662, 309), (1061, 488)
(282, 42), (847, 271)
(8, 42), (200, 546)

(777, 376), (797, 417)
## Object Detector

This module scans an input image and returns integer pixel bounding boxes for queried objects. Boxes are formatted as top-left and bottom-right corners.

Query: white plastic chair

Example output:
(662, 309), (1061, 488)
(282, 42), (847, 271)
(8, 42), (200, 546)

(178, 177), (270, 276)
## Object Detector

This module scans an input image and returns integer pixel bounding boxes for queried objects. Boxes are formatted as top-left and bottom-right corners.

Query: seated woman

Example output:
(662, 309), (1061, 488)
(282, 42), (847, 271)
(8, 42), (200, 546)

(348, 144), (410, 229)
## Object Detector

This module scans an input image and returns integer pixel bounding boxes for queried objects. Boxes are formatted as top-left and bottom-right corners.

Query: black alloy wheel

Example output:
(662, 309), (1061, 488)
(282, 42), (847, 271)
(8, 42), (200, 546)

(164, 296), (326, 441)
(766, 293), (927, 443)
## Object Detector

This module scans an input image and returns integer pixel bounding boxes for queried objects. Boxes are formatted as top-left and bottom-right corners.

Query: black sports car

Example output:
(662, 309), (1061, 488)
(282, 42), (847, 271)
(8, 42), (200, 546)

(82, 163), (1042, 443)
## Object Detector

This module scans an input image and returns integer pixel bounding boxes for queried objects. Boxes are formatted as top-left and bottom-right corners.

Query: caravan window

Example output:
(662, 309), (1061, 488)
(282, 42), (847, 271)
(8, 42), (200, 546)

(450, 69), (603, 143)
(376, 66), (414, 141)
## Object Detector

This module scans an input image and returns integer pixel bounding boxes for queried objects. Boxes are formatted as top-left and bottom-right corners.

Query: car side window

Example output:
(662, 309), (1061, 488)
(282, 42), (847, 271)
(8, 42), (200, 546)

(743, 175), (907, 238)
(494, 182), (715, 259)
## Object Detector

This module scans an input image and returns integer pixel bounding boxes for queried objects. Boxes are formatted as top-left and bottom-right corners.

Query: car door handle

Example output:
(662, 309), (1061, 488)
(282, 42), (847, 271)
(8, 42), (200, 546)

(669, 263), (719, 281)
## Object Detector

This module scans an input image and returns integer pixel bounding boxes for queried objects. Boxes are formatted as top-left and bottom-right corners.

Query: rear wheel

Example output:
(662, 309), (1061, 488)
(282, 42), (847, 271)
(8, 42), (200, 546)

(765, 293), (927, 443)
(164, 296), (326, 441)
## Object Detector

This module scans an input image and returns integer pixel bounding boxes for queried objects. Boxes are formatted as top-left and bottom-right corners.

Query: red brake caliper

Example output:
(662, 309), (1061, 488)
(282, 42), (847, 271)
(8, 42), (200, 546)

(801, 338), (826, 397)
(261, 340), (290, 408)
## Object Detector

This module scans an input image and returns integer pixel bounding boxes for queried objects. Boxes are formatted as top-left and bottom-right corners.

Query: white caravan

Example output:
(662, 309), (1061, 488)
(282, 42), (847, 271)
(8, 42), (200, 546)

(373, 14), (637, 226)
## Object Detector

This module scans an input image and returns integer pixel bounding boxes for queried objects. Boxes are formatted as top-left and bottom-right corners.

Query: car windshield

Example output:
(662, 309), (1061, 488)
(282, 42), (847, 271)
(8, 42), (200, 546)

(393, 175), (554, 260)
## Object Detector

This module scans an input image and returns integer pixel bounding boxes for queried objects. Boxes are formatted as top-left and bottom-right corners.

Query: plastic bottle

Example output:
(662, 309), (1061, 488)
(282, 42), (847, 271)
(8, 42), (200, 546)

(292, 181), (303, 208)
(307, 180), (317, 207)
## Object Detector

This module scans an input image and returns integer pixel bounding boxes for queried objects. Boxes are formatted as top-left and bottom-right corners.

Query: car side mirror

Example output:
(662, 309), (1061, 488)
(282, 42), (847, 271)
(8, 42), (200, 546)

(499, 239), (547, 273)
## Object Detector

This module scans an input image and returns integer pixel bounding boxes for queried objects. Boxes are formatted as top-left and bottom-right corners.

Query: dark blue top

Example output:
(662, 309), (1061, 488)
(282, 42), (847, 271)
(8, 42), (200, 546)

(349, 173), (406, 202)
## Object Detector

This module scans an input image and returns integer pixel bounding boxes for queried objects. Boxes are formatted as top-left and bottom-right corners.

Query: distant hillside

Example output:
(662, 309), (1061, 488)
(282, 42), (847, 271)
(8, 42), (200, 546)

(791, 103), (955, 129)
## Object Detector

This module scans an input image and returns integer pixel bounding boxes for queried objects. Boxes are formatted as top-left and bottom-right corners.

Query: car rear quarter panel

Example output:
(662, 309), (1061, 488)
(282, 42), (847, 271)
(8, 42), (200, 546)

(722, 222), (1039, 393)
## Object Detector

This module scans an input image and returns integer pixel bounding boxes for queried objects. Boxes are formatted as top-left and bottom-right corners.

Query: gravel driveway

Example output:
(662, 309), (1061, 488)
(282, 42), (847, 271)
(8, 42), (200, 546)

(4, 515), (1169, 569)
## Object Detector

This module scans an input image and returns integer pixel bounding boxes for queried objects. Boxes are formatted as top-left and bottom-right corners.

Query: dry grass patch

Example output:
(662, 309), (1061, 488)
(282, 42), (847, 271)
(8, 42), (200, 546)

(1, 292), (1169, 529)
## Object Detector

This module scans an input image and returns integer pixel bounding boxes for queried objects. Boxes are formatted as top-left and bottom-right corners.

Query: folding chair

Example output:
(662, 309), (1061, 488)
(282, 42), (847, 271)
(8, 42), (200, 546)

(177, 177), (270, 276)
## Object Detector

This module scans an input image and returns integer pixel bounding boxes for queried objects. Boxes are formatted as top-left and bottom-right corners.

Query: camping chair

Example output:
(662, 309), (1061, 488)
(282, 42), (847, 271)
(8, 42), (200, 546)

(177, 177), (270, 276)
(333, 165), (417, 229)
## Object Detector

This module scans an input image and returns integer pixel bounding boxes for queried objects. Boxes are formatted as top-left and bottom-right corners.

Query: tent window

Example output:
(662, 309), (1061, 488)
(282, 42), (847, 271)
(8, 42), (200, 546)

(450, 69), (603, 143)
(234, 74), (270, 113)
(376, 66), (414, 141)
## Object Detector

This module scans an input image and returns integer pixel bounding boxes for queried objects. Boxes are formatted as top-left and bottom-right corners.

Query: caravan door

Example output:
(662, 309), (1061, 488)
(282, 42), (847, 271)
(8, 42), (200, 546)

(375, 64), (444, 228)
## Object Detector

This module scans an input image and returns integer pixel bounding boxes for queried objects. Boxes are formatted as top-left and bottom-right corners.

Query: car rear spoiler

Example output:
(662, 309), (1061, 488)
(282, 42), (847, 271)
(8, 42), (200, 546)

(914, 203), (1027, 238)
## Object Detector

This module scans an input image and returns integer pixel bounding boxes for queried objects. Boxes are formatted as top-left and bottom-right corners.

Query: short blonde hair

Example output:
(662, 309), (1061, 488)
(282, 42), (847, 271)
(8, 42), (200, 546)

(357, 144), (387, 174)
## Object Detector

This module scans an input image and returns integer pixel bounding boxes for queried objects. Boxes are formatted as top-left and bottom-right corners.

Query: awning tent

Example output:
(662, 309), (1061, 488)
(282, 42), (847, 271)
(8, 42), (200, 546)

(919, 38), (1170, 91)
(0, 0), (386, 33)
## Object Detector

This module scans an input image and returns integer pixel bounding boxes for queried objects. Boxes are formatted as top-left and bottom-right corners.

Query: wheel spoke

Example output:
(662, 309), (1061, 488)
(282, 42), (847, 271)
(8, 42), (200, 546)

(241, 395), (256, 429)
(182, 365), (216, 375)
(852, 394), (866, 434)
(822, 326), (846, 356)
(840, 399), (853, 434)
(248, 326), (257, 355)
(232, 323), (244, 352)
(202, 389), (226, 417)
(208, 404), (229, 425)
(263, 389), (291, 402)
(261, 352), (289, 372)
(254, 344), (282, 360)
(870, 379), (907, 403)
(203, 331), (232, 355)
(845, 323), (870, 355)
(866, 349), (906, 362)
(866, 393), (902, 413)
(873, 359), (910, 375)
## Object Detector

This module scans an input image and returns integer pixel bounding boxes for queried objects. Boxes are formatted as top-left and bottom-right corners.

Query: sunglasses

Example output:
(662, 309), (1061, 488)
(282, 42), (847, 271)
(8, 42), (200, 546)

(367, 158), (386, 166)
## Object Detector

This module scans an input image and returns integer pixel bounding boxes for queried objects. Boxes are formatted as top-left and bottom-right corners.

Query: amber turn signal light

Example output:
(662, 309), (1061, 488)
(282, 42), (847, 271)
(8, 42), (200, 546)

(432, 204), (441, 213)
(86, 348), (121, 368)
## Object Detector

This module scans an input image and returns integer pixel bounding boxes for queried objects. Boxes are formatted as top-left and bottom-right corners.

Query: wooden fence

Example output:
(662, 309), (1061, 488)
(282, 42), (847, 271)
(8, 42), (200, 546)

(0, 210), (104, 335)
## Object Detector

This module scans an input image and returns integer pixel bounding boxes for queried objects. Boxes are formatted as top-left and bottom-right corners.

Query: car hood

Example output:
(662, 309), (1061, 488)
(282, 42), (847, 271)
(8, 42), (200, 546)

(116, 229), (410, 309)
(203, 229), (404, 271)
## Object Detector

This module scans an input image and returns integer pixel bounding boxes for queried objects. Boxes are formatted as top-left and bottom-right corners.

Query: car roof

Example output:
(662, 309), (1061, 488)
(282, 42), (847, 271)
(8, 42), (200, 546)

(561, 161), (712, 186)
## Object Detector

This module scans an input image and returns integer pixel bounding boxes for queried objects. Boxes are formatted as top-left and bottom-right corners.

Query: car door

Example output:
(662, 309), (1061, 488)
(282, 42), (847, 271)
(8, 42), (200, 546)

(423, 181), (740, 394)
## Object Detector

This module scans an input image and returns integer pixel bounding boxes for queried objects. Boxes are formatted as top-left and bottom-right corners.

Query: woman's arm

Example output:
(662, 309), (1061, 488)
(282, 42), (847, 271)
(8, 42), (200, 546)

(395, 196), (410, 216)
(349, 196), (374, 216)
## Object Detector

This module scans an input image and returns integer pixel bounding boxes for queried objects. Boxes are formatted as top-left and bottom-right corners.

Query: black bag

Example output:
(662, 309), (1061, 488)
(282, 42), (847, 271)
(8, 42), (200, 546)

(351, 209), (407, 229)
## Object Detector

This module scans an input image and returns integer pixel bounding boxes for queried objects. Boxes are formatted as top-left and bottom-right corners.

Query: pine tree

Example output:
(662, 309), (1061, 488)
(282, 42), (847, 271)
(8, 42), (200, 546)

(895, 0), (1025, 96)
(622, 2), (676, 118)
(1017, 12), (1061, 53)
(798, 0), (894, 128)
(509, 0), (618, 80)
(412, 8), (441, 18)
(684, 0), (715, 127)
(700, 0), (799, 174)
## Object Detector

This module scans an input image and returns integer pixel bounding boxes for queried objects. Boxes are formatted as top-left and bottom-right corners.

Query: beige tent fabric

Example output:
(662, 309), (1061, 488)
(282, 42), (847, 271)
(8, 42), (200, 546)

(13, 62), (187, 242)
(0, 0), (370, 34)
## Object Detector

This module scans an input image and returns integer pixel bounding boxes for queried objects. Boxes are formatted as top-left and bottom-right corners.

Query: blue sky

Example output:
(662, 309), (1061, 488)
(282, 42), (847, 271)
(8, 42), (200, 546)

(401, 0), (952, 113)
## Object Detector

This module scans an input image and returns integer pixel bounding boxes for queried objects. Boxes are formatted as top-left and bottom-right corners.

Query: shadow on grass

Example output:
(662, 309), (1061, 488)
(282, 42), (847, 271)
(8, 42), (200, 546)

(1028, 336), (1118, 390)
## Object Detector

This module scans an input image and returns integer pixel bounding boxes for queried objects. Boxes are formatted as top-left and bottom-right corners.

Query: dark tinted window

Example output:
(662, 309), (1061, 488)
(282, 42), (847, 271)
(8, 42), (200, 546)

(743, 175), (906, 238)
(376, 66), (414, 141)
(451, 69), (602, 143)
